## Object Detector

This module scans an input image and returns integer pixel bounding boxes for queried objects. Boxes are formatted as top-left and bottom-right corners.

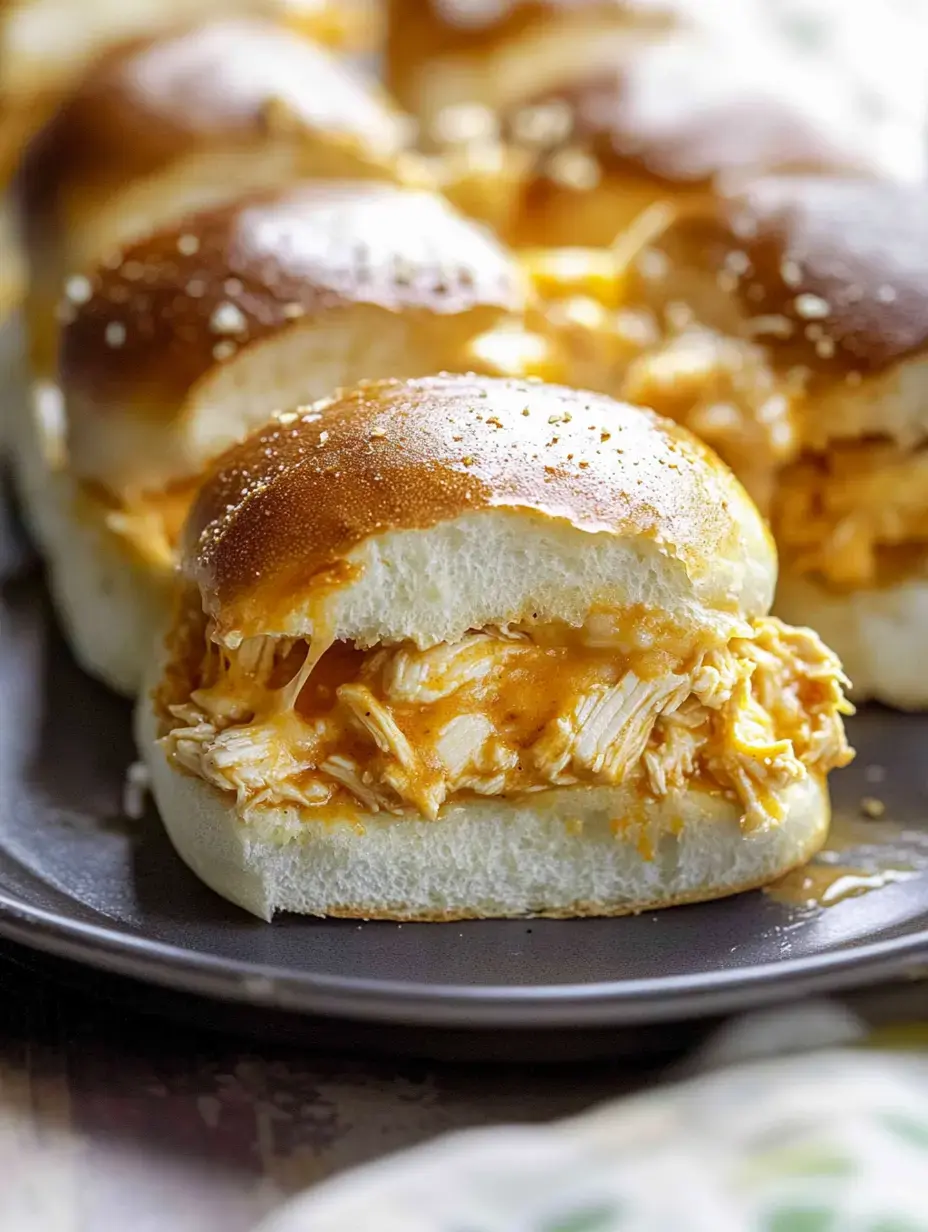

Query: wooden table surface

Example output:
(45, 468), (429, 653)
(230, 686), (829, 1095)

(1, 937), (925, 1232)
(0, 942), (678, 1232)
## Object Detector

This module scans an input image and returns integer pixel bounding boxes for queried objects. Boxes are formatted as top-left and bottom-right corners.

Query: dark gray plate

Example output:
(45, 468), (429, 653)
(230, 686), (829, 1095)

(1, 491), (926, 1032)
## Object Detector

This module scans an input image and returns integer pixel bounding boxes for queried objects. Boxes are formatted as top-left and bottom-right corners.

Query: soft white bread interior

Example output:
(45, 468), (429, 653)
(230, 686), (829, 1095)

(136, 688), (829, 921)
(6, 376), (172, 695)
(143, 375), (852, 920)
(59, 182), (527, 500)
(184, 375), (776, 648)
(23, 188), (523, 695)
(775, 571), (928, 710)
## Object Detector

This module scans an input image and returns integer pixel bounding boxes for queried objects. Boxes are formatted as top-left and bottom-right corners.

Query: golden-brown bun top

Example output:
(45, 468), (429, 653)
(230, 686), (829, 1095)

(0, 1), (377, 100)
(504, 39), (895, 191)
(17, 18), (405, 218)
(184, 374), (775, 640)
(391, 0), (672, 43)
(59, 180), (525, 415)
(651, 176), (928, 378)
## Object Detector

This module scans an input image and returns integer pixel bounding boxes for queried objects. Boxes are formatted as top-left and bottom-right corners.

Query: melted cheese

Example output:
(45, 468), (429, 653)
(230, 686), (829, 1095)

(774, 440), (928, 590)
(158, 609), (853, 835)
(618, 328), (803, 513)
(77, 478), (199, 570)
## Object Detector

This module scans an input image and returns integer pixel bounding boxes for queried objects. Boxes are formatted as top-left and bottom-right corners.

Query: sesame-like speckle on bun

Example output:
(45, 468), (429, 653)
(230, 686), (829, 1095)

(502, 40), (900, 248)
(60, 183), (527, 498)
(637, 177), (928, 384)
(184, 374), (775, 647)
(15, 16), (410, 370)
(716, 177), (928, 376)
(61, 181), (524, 410)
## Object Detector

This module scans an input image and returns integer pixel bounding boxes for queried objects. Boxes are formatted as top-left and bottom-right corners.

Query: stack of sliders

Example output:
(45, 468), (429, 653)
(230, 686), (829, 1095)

(599, 177), (928, 709)
(21, 180), (529, 696)
(0, 0), (378, 314)
(3, 4), (862, 922)
(137, 374), (853, 921)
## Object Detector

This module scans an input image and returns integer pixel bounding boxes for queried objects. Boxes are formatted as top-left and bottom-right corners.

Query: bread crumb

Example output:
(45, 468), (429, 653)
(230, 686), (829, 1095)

(123, 762), (151, 820)
(210, 302), (247, 336)
(64, 274), (93, 305)
(860, 797), (885, 819)
(794, 292), (831, 320)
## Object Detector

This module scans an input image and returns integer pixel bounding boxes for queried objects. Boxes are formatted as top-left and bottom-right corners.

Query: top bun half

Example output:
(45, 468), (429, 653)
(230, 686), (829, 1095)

(183, 374), (775, 650)
(386, 0), (678, 119)
(631, 176), (928, 446)
(59, 181), (527, 499)
(0, 2), (381, 194)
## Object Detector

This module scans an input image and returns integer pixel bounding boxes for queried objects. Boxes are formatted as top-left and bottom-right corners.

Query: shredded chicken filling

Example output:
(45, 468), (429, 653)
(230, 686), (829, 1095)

(80, 480), (197, 570)
(774, 440), (928, 590)
(159, 612), (852, 834)
(558, 314), (928, 590)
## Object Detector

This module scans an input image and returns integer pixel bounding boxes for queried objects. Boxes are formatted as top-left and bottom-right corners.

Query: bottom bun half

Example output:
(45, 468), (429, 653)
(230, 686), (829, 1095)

(137, 694), (830, 921)
(775, 570), (928, 710)
(7, 380), (173, 697)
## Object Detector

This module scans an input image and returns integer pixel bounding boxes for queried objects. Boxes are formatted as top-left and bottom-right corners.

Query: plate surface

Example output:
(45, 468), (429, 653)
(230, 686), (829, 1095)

(1, 504), (927, 1029)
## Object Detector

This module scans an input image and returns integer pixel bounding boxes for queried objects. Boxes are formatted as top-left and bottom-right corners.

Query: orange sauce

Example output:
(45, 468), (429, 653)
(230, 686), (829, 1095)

(766, 812), (928, 910)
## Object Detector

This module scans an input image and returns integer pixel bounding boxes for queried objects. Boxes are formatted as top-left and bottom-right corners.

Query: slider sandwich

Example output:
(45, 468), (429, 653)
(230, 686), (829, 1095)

(0, 2), (379, 318)
(445, 31), (909, 251)
(0, 0), (376, 190)
(607, 177), (928, 708)
(13, 17), (412, 384)
(20, 182), (527, 696)
(385, 0), (679, 121)
(6, 17), (414, 558)
(139, 374), (853, 921)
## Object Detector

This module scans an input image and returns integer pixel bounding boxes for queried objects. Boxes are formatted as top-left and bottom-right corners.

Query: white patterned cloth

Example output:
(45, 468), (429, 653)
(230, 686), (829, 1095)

(259, 1008), (928, 1232)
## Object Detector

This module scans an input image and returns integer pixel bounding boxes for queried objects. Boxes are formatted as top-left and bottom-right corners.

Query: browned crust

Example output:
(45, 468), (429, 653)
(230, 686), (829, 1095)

(59, 182), (525, 411)
(14, 18), (402, 240)
(385, 0), (675, 111)
(388, 0), (671, 53)
(183, 373), (766, 633)
(505, 50), (886, 205)
(658, 177), (928, 376)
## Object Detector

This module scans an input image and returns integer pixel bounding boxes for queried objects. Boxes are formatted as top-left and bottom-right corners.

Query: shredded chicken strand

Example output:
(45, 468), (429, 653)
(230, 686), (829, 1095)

(160, 617), (853, 834)
(774, 442), (928, 589)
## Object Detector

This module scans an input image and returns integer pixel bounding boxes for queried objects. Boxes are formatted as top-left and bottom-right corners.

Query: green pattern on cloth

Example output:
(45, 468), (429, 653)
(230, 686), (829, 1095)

(259, 1041), (928, 1232)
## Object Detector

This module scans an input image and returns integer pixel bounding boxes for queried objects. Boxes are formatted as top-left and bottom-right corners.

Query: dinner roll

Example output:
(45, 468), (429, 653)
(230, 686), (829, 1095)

(607, 176), (928, 706)
(139, 374), (852, 920)
(386, 0), (679, 121)
(0, 0), (374, 133)
(60, 181), (527, 501)
(14, 18), (411, 377)
(503, 40), (902, 249)
(16, 183), (527, 694)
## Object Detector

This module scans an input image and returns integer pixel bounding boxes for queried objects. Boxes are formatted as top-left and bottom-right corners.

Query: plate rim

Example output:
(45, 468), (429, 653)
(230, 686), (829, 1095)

(0, 885), (925, 1029)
